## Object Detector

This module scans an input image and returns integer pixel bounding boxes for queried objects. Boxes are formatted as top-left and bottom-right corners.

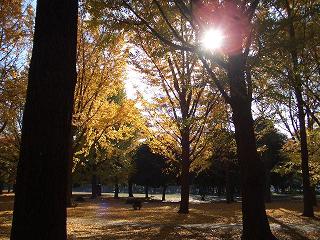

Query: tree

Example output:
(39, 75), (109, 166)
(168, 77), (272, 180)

(132, 144), (169, 198)
(129, 22), (226, 212)
(277, 130), (320, 204)
(254, 117), (286, 202)
(10, 0), (78, 239)
(75, 94), (146, 198)
(0, 71), (26, 193)
(0, 1), (33, 192)
(256, 0), (320, 216)
(283, 0), (314, 217)
(66, 4), (128, 204)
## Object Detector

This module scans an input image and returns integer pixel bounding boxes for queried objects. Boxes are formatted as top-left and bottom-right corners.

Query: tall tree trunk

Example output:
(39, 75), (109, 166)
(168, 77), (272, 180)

(295, 88), (314, 216)
(178, 130), (190, 214)
(228, 54), (276, 239)
(0, 182), (3, 195)
(91, 174), (98, 199)
(145, 185), (149, 198)
(128, 180), (134, 197)
(306, 96), (317, 209)
(114, 182), (119, 199)
(10, 0), (78, 239)
(162, 185), (167, 201)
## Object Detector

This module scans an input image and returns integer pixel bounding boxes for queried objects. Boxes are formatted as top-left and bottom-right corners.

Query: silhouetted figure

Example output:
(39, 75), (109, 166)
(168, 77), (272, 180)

(132, 200), (142, 210)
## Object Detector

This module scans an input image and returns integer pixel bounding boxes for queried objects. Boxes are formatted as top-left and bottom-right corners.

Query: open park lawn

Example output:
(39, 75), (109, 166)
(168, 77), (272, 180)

(1, 194), (320, 240)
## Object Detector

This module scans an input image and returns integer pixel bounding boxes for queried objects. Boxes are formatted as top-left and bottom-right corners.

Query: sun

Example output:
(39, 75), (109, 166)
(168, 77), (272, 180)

(201, 29), (224, 50)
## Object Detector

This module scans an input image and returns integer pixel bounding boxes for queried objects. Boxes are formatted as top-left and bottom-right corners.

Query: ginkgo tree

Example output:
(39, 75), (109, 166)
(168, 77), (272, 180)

(0, 71), (27, 193)
(74, 94), (147, 198)
(0, 0), (33, 132)
(129, 26), (227, 213)
(63, 3), (149, 203)
(0, 0), (33, 193)
(254, 0), (320, 216)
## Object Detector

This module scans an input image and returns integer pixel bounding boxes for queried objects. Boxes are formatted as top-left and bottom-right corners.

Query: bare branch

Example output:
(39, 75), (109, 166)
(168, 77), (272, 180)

(199, 56), (231, 103)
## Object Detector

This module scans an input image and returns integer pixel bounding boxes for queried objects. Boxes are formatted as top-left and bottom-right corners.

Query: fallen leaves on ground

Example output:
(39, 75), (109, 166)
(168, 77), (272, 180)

(1, 194), (319, 239)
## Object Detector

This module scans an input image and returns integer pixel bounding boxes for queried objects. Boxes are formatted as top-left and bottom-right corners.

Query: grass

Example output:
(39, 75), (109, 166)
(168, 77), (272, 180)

(1, 194), (320, 239)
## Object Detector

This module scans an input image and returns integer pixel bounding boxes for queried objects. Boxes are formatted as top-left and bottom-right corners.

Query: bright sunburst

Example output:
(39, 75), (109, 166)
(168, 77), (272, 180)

(201, 29), (224, 50)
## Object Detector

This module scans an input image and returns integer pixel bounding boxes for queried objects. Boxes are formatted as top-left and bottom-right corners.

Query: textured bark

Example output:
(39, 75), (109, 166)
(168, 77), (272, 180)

(10, 0), (78, 239)
(228, 55), (276, 239)
(178, 131), (190, 214)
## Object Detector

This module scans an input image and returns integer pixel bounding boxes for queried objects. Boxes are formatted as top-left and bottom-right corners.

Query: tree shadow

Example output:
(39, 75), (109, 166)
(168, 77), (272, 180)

(268, 216), (310, 240)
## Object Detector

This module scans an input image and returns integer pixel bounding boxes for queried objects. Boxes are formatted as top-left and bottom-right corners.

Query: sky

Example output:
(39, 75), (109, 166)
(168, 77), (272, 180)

(124, 66), (144, 100)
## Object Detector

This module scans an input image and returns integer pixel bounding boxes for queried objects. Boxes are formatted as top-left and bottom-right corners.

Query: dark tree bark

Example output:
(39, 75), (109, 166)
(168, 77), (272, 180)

(128, 180), (134, 197)
(66, 173), (73, 207)
(0, 182), (3, 195)
(295, 89), (314, 216)
(178, 130), (190, 213)
(145, 185), (149, 198)
(10, 0), (78, 239)
(228, 54), (276, 239)
(162, 185), (167, 201)
(114, 183), (119, 199)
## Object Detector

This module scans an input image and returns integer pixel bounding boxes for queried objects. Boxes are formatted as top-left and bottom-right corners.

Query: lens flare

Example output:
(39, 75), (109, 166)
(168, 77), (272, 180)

(201, 29), (224, 50)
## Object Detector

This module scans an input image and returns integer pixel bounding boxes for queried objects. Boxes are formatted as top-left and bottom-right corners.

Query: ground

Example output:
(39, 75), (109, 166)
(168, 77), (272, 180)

(1, 193), (320, 239)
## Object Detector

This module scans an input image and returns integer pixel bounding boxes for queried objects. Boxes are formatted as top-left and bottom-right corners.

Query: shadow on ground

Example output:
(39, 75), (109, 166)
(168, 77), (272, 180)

(1, 194), (319, 239)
